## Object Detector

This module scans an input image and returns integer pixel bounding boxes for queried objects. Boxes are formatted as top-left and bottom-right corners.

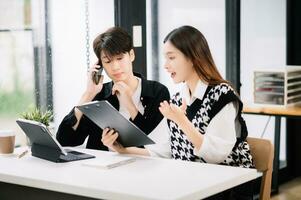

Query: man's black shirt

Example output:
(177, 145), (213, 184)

(56, 74), (170, 150)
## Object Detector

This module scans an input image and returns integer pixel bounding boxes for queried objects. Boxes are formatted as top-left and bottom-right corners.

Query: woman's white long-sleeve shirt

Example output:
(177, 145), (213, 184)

(145, 81), (240, 164)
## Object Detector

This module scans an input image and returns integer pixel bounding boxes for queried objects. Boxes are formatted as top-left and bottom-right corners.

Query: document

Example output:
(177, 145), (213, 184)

(82, 154), (136, 169)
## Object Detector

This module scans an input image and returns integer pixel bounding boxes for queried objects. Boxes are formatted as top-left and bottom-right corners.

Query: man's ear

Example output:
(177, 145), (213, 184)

(129, 49), (135, 62)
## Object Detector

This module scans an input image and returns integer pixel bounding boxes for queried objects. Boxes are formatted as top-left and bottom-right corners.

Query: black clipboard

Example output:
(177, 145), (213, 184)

(76, 100), (155, 147)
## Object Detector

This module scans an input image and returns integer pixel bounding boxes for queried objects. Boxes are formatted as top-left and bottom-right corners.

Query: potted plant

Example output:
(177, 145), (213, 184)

(21, 106), (54, 133)
(19, 106), (54, 147)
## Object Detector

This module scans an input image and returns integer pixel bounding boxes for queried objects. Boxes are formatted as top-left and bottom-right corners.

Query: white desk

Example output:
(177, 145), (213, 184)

(0, 147), (261, 200)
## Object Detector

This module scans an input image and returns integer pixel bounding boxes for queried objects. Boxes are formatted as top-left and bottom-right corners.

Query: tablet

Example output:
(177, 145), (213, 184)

(76, 100), (155, 147)
(16, 118), (95, 162)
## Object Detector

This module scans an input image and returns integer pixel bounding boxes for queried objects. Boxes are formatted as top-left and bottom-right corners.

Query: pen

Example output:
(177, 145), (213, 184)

(18, 149), (28, 159)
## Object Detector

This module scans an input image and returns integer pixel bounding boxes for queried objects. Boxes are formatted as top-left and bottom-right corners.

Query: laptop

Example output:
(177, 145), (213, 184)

(76, 100), (155, 147)
(16, 118), (95, 162)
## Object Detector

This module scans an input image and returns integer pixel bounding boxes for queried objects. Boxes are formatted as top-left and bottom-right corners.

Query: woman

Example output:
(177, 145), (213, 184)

(56, 27), (170, 151)
(102, 25), (254, 168)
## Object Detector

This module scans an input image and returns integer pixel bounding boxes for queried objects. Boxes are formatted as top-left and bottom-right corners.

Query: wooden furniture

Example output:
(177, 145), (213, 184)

(243, 104), (301, 116)
(243, 104), (301, 193)
(247, 137), (274, 200)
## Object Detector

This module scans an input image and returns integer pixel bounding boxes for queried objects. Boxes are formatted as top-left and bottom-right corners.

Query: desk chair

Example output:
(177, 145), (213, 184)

(247, 137), (274, 200)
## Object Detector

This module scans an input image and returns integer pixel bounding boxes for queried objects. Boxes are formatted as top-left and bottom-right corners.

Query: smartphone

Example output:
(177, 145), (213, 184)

(92, 60), (103, 84)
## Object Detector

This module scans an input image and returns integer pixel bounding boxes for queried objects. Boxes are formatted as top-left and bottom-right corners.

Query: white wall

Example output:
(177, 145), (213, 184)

(51, 0), (114, 131)
(241, 0), (286, 102)
(241, 0), (286, 160)
(154, 0), (226, 94)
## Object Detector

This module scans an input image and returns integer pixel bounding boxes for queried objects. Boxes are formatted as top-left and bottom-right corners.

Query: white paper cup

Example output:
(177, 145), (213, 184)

(0, 130), (15, 154)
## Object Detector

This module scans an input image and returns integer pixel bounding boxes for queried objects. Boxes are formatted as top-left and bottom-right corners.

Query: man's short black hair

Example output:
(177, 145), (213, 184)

(93, 27), (133, 62)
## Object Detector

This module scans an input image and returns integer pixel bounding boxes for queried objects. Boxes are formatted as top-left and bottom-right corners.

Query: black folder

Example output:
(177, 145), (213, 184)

(76, 100), (155, 147)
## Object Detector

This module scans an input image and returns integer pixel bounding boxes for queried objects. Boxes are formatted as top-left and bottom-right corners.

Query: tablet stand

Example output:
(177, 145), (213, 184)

(31, 143), (62, 162)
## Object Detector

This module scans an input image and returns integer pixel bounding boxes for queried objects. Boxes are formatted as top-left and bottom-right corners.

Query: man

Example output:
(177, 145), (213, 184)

(56, 27), (170, 150)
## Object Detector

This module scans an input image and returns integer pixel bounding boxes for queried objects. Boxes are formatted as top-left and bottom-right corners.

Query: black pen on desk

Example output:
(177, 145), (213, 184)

(18, 149), (28, 159)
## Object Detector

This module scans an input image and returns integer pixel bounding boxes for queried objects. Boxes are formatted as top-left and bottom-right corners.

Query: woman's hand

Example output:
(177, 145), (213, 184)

(85, 63), (104, 97)
(159, 100), (187, 124)
(101, 128), (125, 153)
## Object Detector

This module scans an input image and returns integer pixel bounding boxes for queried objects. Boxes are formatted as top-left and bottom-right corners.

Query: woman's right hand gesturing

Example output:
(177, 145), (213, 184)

(101, 128), (126, 153)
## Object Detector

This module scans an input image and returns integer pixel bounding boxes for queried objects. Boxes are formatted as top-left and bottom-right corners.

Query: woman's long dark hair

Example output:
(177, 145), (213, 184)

(164, 25), (228, 86)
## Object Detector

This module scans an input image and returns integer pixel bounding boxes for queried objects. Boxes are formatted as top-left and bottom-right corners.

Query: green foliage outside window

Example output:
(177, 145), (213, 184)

(0, 90), (34, 118)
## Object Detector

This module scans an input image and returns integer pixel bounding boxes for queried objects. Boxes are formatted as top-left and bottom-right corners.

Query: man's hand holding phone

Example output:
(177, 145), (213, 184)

(86, 63), (104, 97)
(92, 66), (103, 85)
(73, 63), (104, 130)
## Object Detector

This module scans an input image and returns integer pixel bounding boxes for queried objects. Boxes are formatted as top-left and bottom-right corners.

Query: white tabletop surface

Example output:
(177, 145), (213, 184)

(0, 147), (261, 200)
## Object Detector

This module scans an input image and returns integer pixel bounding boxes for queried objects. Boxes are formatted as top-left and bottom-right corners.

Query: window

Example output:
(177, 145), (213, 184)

(240, 0), (287, 163)
(147, 0), (226, 94)
(0, 0), (46, 146)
